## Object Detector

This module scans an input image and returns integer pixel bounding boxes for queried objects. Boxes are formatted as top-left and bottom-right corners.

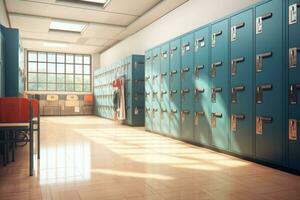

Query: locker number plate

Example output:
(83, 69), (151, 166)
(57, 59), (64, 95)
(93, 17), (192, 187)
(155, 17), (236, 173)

(289, 119), (298, 141)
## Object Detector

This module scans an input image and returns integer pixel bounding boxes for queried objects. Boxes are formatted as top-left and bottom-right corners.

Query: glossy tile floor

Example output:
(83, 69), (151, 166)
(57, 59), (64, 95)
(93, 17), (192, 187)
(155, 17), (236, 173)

(0, 116), (300, 200)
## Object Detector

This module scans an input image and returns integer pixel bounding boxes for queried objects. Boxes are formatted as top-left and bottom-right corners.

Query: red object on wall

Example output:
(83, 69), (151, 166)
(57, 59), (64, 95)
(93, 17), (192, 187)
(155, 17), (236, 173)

(84, 94), (94, 103)
(112, 79), (122, 88)
(0, 97), (31, 123)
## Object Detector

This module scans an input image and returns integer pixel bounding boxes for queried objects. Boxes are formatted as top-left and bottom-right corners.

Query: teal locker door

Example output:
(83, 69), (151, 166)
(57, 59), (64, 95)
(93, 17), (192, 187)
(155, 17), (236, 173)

(152, 48), (161, 133)
(288, 0), (300, 171)
(126, 57), (133, 125)
(145, 51), (153, 131)
(181, 33), (194, 142)
(160, 43), (170, 135)
(211, 19), (230, 151)
(230, 9), (254, 157)
(169, 39), (181, 139)
(255, 0), (284, 165)
(194, 26), (211, 146)
(0, 29), (3, 97)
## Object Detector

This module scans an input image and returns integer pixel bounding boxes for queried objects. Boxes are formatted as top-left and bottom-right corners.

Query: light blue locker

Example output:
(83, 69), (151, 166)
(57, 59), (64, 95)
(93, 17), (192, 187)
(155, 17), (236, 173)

(160, 43), (170, 135)
(255, 0), (284, 165)
(230, 9), (254, 157)
(152, 47), (161, 133)
(211, 19), (230, 151)
(145, 50), (153, 131)
(180, 32), (194, 142)
(194, 26), (211, 146)
(169, 39), (181, 139)
(287, 0), (300, 171)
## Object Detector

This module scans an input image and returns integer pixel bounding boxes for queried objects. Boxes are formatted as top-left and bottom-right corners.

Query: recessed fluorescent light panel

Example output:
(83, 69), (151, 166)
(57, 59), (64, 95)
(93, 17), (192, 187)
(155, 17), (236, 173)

(57, 0), (111, 7)
(50, 20), (87, 33)
(43, 42), (67, 48)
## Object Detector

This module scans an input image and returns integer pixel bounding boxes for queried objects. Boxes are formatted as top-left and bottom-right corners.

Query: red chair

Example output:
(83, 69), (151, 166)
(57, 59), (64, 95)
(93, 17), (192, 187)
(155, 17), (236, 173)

(0, 97), (35, 176)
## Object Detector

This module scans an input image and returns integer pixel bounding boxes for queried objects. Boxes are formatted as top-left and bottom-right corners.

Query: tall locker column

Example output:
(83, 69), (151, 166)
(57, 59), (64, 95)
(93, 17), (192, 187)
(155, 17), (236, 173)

(145, 51), (153, 131)
(152, 48), (161, 133)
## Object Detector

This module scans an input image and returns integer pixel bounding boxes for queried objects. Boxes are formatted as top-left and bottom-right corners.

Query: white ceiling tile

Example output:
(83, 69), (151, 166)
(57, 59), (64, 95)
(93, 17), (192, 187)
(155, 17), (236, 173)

(84, 38), (107, 46)
(20, 30), (81, 43)
(10, 14), (50, 33)
(82, 23), (124, 39)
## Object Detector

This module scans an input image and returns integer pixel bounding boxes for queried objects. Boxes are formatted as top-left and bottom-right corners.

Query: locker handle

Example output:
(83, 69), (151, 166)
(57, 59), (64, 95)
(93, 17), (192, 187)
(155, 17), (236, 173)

(256, 84), (272, 104)
(257, 116), (273, 123)
(153, 54), (158, 58)
(161, 72), (167, 77)
(170, 109), (177, 114)
(145, 107), (150, 112)
(153, 91), (158, 95)
(211, 31), (222, 47)
(195, 64), (204, 72)
(170, 70), (178, 76)
(152, 74), (158, 79)
(170, 90), (177, 95)
(231, 85), (245, 103)
(260, 12), (273, 20)
(181, 110), (190, 115)
(145, 76), (150, 80)
(232, 114), (245, 120)
(161, 109), (168, 113)
(146, 56), (151, 61)
(195, 111), (205, 116)
(231, 57), (245, 76)
(256, 13), (272, 34)
(212, 112), (222, 118)
(181, 67), (190, 73)
(289, 83), (300, 104)
(211, 61), (222, 77)
(212, 87), (222, 93)
(212, 30), (222, 37)
(211, 87), (222, 103)
(231, 22), (245, 41)
(161, 51), (168, 58)
(289, 3), (300, 25)
(194, 88), (205, 94)
(181, 88), (190, 94)
(161, 90), (168, 95)
(289, 119), (300, 141)
(182, 42), (190, 48)
(195, 37), (205, 49)
(289, 47), (300, 68)
(232, 85), (245, 92)
(182, 42), (190, 53)
(234, 22), (245, 29)
(171, 46), (178, 53)
(145, 92), (150, 96)
(195, 37), (204, 45)
(153, 108), (158, 112)
(256, 52), (272, 72)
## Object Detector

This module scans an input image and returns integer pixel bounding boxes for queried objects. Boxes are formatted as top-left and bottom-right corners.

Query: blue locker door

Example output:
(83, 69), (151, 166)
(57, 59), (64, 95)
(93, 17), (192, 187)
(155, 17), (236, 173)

(160, 43), (170, 135)
(255, 0), (284, 165)
(126, 57), (133, 125)
(145, 50), (153, 131)
(169, 39), (181, 139)
(230, 9), (254, 157)
(181, 33), (194, 142)
(211, 19), (230, 151)
(152, 47), (161, 133)
(194, 26), (211, 146)
(288, 0), (300, 171)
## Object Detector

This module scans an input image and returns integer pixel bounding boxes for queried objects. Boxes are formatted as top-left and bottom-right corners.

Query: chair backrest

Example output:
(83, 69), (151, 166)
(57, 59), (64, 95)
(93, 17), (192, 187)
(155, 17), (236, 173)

(0, 97), (32, 123)
(30, 99), (39, 118)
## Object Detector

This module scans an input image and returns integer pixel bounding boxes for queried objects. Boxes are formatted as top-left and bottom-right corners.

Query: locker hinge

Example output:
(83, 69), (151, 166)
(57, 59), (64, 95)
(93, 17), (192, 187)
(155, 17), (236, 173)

(289, 47), (300, 68)
(289, 84), (300, 104)
(289, 119), (299, 141)
(256, 12), (272, 34)
(256, 52), (272, 72)
(256, 116), (273, 135)
(289, 3), (300, 25)
(182, 42), (190, 55)
(231, 22), (245, 42)
(231, 114), (245, 132)
(231, 57), (245, 76)
(211, 61), (222, 78)
(211, 87), (222, 103)
(195, 37), (205, 51)
(181, 110), (190, 123)
(256, 84), (272, 104)
(211, 30), (222, 48)
(212, 112), (222, 128)
(231, 85), (245, 103)
(194, 111), (205, 126)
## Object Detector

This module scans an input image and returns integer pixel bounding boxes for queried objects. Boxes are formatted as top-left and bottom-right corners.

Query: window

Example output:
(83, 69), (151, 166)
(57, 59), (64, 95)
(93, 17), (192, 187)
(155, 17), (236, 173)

(27, 51), (92, 92)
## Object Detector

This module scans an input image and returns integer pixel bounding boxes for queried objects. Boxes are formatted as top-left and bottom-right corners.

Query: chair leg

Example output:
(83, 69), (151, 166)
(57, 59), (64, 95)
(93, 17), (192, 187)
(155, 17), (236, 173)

(38, 123), (40, 159)
(12, 131), (15, 162)
(29, 126), (34, 176)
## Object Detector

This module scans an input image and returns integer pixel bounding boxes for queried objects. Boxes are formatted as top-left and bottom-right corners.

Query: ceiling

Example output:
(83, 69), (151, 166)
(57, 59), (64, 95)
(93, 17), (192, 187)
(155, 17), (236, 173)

(5, 0), (188, 54)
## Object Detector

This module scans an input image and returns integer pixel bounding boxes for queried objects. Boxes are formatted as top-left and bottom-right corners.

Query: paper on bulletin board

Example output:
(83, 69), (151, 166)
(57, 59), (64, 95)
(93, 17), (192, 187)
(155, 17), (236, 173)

(74, 106), (80, 113)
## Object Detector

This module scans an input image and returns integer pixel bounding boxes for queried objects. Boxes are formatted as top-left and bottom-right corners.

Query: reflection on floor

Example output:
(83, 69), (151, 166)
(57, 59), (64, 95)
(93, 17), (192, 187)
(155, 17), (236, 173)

(0, 116), (300, 200)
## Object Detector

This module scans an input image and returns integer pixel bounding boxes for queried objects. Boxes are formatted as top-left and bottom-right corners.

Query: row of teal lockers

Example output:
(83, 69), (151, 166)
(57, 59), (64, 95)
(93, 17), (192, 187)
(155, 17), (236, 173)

(144, 0), (300, 172)
(0, 25), (25, 97)
(94, 55), (145, 126)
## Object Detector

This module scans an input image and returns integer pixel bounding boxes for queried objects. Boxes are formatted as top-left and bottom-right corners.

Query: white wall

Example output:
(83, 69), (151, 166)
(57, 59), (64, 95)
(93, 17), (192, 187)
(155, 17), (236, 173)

(100, 0), (260, 66)
(0, 0), (9, 27)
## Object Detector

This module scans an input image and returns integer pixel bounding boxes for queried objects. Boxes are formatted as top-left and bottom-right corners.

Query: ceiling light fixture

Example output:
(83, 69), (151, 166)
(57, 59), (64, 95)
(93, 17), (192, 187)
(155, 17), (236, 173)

(57, 0), (111, 7)
(50, 20), (87, 33)
(43, 42), (67, 48)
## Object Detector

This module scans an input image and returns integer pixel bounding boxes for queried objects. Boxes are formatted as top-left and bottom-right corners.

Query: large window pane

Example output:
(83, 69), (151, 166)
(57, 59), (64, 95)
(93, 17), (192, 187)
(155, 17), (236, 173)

(28, 62), (37, 72)
(66, 54), (74, 63)
(57, 84), (65, 91)
(66, 84), (74, 91)
(57, 54), (65, 63)
(84, 56), (90, 64)
(75, 55), (82, 64)
(75, 75), (82, 83)
(38, 83), (46, 90)
(66, 64), (74, 74)
(47, 74), (56, 83)
(47, 83), (56, 91)
(66, 75), (74, 83)
(47, 53), (56, 62)
(38, 73), (46, 83)
(47, 63), (56, 73)
(57, 74), (65, 83)
(38, 52), (46, 62)
(28, 83), (38, 90)
(84, 65), (90, 74)
(84, 84), (90, 92)
(57, 63), (65, 73)
(83, 75), (90, 84)
(38, 63), (46, 72)
(75, 64), (82, 74)
(75, 84), (82, 92)
(28, 73), (37, 82)
(28, 52), (37, 62)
